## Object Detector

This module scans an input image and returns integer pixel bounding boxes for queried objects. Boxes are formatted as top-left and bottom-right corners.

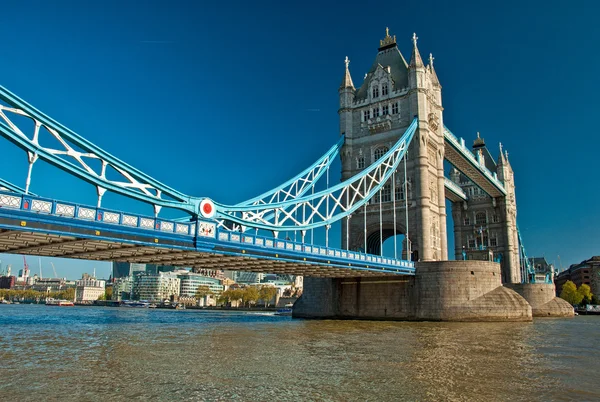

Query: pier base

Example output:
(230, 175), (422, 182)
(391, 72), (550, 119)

(293, 261), (533, 322)
(505, 283), (574, 317)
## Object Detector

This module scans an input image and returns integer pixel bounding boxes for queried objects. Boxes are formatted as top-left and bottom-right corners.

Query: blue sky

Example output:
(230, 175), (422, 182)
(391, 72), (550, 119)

(0, 0), (598, 279)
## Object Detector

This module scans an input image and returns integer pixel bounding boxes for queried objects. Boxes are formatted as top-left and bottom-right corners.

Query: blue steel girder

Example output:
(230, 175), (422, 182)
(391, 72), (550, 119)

(213, 119), (418, 232)
(0, 177), (36, 196)
(0, 86), (202, 215)
(443, 127), (506, 198)
(235, 136), (344, 207)
(0, 190), (415, 277)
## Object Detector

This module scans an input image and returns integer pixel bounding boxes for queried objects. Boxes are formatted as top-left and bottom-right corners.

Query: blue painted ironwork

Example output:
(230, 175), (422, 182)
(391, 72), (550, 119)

(516, 224), (536, 283)
(0, 177), (36, 196)
(0, 190), (415, 276)
(212, 118), (418, 231)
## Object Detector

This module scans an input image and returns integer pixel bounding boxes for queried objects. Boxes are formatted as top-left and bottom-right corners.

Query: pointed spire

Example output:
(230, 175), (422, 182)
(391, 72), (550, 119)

(429, 53), (440, 86)
(498, 142), (506, 165)
(409, 33), (424, 68)
(339, 56), (355, 90)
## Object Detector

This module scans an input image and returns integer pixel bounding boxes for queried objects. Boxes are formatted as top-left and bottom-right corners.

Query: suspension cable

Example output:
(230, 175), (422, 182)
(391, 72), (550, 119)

(363, 178), (367, 254)
(392, 169), (397, 259)
(404, 152), (409, 259)
(379, 183), (383, 256)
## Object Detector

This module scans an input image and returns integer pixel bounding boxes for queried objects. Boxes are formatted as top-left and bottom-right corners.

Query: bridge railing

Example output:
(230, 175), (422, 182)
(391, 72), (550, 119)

(443, 127), (506, 195)
(216, 230), (414, 270)
(0, 190), (197, 237)
(0, 189), (415, 272)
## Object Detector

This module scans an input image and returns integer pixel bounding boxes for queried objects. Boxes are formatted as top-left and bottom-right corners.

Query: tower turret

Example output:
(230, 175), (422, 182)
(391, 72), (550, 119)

(339, 56), (355, 138)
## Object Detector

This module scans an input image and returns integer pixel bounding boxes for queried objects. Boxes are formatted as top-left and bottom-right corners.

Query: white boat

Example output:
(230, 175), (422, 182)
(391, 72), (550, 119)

(46, 298), (74, 306)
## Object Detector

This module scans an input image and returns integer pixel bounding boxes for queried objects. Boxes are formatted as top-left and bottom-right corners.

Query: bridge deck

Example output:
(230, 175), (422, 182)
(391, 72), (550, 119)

(0, 191), (414, 278)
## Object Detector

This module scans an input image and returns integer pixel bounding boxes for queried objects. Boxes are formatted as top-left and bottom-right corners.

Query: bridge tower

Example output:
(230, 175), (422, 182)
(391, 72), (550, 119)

(340, 30), (447, 261)
(449, 138), (522, 283)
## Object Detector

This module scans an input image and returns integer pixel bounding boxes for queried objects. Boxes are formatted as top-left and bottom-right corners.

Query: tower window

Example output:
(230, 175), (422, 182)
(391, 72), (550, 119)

(492, 214), (499, 223)
(490, 237), (497, 247)
(392, 102), (399, 114)
(395, 185), (404, 200)
(363, 110), (371, 121)
(374, 147), (389, 161)
(475, 212), (487, 225)
(382, 83), (388, 96)
(468, 239), (476, 248)
(464, 217), (470, 226)
(380, 185), (391, 203)
(382, 105), (389, 115)
(373, 87), (379, 98)
(357, 156), (365, 170)
(374, 107), (380, 118)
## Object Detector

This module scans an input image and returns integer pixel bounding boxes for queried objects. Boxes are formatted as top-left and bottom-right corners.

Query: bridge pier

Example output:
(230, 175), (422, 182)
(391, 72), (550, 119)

(294, 261), (535, 322)
(504, 283), (574, 317)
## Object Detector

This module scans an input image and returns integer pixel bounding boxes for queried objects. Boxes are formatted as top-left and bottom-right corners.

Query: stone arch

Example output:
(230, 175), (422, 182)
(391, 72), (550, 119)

(350, 220), (407, 255)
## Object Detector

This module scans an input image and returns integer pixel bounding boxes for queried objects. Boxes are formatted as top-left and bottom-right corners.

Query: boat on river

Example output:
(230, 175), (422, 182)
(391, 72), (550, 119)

(46, 298), (74, 306)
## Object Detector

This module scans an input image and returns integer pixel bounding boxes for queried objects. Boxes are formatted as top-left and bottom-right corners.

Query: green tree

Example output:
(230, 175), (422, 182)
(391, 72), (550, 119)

(218, 288), (243, 307)
(577, 284), (593, 306)
(259, 286), (277, 307)
(560, 281), (583, 305)
(241, 287), (260, 308)
(195, 285), (213, 300)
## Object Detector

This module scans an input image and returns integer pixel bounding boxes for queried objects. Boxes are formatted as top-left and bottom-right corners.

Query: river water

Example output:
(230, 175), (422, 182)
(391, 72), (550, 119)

(0, 304), (598, 401)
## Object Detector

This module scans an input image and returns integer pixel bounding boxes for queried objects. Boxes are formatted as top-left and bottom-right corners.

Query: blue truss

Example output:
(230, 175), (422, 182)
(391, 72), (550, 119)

(213, 118), (418, 231)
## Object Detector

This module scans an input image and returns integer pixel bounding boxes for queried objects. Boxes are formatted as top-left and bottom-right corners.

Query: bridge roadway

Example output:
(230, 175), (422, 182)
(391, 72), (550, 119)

(0, 191), (414, 278)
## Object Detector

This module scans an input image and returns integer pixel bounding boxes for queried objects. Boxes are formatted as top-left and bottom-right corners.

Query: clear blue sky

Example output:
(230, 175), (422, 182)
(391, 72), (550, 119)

(0, 0), (598, 279)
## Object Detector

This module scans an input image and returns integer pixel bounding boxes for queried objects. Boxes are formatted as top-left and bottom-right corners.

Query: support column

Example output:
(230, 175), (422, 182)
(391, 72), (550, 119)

(415, 126), (432, 261)
(437, 162), (448, 260)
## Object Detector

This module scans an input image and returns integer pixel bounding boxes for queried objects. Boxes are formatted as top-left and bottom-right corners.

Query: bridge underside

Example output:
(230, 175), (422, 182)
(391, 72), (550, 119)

(0, 227), (401, 279)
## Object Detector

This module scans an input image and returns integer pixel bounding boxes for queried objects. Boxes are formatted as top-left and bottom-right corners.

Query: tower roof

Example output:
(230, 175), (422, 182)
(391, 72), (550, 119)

(339, 56), (355, 90)
(409, 33), (424, 68)
(355, 29), (409, 100)
(473, 132), (485, 149)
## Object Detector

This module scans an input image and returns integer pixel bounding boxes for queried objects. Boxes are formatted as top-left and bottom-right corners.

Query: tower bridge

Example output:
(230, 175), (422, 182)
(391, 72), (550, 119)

(0, 29), (572, 320)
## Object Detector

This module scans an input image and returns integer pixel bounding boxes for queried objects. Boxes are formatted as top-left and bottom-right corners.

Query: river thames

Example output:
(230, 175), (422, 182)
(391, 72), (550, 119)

(0, 304), (598, 401)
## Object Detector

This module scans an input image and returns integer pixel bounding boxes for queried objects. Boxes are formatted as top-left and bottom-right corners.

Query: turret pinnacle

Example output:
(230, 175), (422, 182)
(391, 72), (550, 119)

(409, 33), (424, 68)
(339, 56), (355, 90)
(498, 142), (506, 165)
(429, 53), (440, 86)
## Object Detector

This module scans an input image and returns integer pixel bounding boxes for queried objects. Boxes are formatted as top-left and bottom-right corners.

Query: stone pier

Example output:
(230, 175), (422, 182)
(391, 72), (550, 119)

(505, 283), (574, 317)
(294, 261), (535, 322)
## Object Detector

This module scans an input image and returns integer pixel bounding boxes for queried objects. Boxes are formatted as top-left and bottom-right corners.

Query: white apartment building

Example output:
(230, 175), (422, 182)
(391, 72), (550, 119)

(75, 278), (106, 302)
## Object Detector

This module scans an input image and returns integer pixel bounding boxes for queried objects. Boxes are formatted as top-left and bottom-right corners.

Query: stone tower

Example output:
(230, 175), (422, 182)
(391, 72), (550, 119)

(449, 137), (522, 283)
(339, 30), (447, 261)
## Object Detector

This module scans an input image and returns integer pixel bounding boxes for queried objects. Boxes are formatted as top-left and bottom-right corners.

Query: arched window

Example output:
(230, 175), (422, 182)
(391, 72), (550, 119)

(357, 156), (365, 170)
(374, 147), (388, 161)
(382, 83), (388, 96)
(475, 212), (487, 225)
(372, 86), (379, 98)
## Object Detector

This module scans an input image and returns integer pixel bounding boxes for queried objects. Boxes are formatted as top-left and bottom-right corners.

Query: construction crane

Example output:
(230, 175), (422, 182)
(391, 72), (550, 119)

(50, 261), (58, 278)
(50, 262), (58, 279)
(22, 256), (30, 278)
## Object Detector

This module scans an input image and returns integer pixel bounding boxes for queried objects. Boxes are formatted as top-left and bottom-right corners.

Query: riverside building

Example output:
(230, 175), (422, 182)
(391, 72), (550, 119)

(132, 272), (180, 302)
(75, 277), (106, 303)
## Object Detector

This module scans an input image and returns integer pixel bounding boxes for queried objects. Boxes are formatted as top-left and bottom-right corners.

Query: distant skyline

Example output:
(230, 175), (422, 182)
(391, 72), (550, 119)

(0, 0), (598, 278)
